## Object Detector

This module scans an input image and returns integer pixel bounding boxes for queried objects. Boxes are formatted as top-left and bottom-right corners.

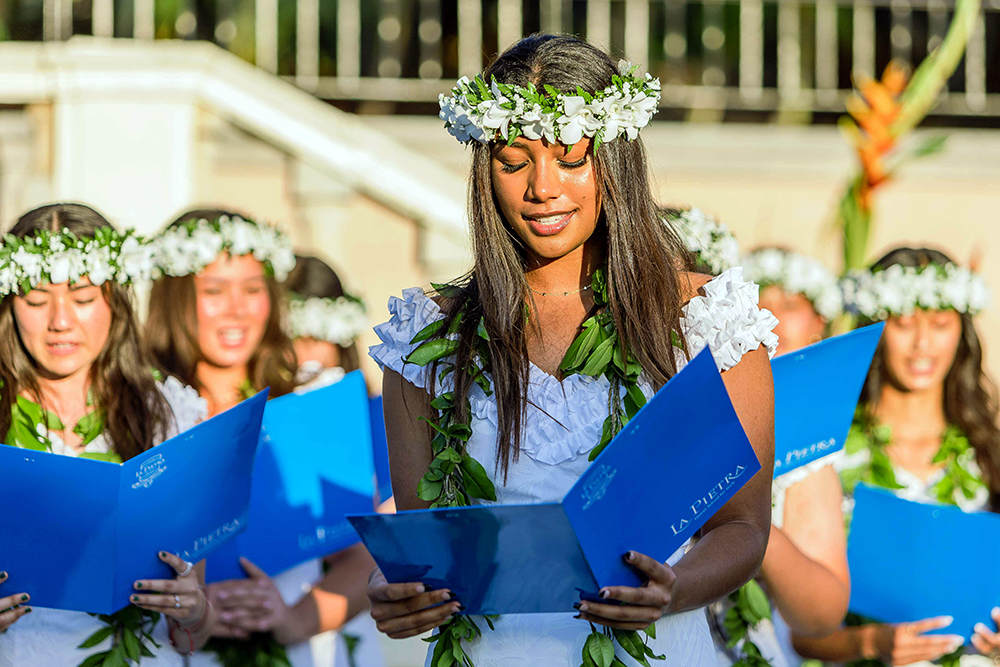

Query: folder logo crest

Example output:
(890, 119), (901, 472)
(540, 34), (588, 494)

(580, 465), (617, 510)
(131, 453), (168, 489)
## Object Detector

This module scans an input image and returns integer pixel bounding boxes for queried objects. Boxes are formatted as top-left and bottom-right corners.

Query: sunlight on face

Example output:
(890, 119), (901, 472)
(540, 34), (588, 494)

(194, 254), (272, 369)
(759, 286), (826, 356)
(490, 137), (600, 264)
(882, 309), (962, 392)
(13, 279), (112, 381)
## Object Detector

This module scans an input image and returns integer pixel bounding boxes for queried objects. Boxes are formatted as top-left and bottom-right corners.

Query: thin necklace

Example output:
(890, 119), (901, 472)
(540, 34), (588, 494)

(529, 284), (592, 297)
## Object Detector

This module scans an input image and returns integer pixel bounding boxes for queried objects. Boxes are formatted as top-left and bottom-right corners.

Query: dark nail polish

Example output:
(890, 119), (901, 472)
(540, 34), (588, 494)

(0, 571), (7, 579)
(573, 602), (582, 610)
(622, 551), (633, 562)
(135, 582), (143, 589)
(24, 607), (31, 613)
(159, 551), (167, 558)
(19, 595), (27, 602)
(456, 605), (466, 612)
(447, 591), (457, 600)
(573, 614), (582, 620)
(132, 595), (139, 602)
(600, 589), (609, 599)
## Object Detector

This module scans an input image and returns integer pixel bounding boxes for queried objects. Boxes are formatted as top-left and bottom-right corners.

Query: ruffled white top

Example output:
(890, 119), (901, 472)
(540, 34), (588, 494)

(0, 378), (208, 667)
(370, 267), (778, 667)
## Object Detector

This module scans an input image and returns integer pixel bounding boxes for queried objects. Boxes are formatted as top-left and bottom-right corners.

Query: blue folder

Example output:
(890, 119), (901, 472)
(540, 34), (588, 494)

(206, 371), (376, 582)
(848, 484), (1000, 641)
(0, 391), (267, 614)
(772, 323), (884, 478)
(348, 348), (762, 615)
(370, 395), (394, 503)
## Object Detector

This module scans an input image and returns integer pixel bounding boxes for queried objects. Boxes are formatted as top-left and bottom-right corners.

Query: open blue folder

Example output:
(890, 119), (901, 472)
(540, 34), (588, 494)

(348, 348), (762, 615)
(772, 324), (884, 478)
(848, 484), (1000, 642)
(0, 391), (267, 614)
(206, 372), (376, 582)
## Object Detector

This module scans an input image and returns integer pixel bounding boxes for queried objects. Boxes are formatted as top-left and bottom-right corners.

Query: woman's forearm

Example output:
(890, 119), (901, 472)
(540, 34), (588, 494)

(668, 518), (768, 614)
(760, 525), (850, 636)
(793, 626), (872, 663)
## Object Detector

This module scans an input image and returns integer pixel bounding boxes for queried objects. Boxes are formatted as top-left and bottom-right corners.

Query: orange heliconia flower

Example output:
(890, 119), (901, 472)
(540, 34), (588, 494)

(847, 61), (910, 211)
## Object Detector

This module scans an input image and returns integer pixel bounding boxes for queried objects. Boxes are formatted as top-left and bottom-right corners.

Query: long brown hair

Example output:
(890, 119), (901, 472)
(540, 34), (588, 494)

(283, 255), (362, 373)
(858, 246), (1000, 502)
(433, 35), (689, 480)
(146, 208), (298, 398)
(0, 203), (171, 461)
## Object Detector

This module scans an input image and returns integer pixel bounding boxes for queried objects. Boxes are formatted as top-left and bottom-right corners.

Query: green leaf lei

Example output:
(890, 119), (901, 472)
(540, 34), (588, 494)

(3, 394), (161, 666)
(403, 269), (664, 667)
(719, 580), (775, 667)
(839, 408), (984, 667)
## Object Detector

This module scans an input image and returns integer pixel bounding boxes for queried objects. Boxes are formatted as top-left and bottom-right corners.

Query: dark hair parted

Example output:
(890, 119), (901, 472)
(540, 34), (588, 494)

(283, 255), (362, 373)
(432, 35), (689, 480)
(146, 208), (298, 398)
(0, 203), (172, 461)
(858, 246), (1000, 503)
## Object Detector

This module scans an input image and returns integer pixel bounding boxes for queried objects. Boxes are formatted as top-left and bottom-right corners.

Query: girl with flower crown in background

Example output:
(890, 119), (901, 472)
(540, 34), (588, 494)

(793, 247), (1000, 667)
(144, 209), (375, 667)
(366, 35), (778, 667)
(0, 203), (213, 666)
(668, 223), (851, 667)
(282, 254), (387, 667)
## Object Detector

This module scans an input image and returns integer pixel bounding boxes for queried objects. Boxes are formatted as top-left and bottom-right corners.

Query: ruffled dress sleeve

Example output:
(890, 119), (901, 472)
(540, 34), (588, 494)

(369, 287), (447, 393)
(680, 266), (779, 372)
(157, 376), (208, 442)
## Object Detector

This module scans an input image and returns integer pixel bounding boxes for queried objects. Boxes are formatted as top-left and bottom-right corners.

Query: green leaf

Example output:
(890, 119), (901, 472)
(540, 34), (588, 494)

(643, 622), (657, 639)
(460, 455), (497, 501)
(741, 580), (772, 623)
(122, 628), (141, 661)
(410, 319), (445, 345)
(417, 477), (443, 501)
(476, 318), (490, 341)
(612, 629), (651, 667)
(406, 338), (460, 367)
(430, 393), (455, 411)
(78, 652), (110, 667)
(73, 410), (104, 446)
(78, 626), (114, 649)
(580, 336), (616, 377)
(561, 320), (601, 372)
(585, 631), (615, 667)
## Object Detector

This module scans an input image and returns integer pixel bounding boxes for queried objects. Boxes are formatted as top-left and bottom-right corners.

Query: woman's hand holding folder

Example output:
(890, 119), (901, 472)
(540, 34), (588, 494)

(0, 571), (31, 631)
(367, 567), (461, 639)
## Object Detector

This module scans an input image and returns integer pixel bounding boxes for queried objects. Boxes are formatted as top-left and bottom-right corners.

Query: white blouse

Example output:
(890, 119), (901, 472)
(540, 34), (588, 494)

(370, 267), (778, 667)
(0, 378), (207, 667)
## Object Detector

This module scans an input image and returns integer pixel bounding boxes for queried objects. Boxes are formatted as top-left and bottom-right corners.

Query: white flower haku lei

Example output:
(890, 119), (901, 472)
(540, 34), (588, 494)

(741, 248), (844, 321)
(842, 262), (991, 321)
(0, 228), (155, 298)
(152, 214), (296, 281)
(286, 296), (368, 347)
(438, 60), (661, 147)
(667, 208), (740, 276)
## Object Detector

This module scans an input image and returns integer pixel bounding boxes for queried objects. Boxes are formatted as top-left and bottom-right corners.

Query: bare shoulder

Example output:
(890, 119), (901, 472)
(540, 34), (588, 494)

(678, 271), (713, 304)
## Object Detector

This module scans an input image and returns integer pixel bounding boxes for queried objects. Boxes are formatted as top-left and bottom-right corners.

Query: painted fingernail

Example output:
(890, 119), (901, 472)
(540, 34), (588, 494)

(439, 591), (451, 602)
(600, 589), (609, 599)
(456, 605), (465, 612)
(447, 591), (457, 600)
(134, 582), (143, 589)
(159, 551), (167, 559)
(23, 607), (31, 613)
(131, 595), (139, 602)
(622, 551), (634, 562)
(19, 595), (28, 602)
(573, 602), (582, 610)
(573, 614), (582, 620)
(0, 571), (7, 580)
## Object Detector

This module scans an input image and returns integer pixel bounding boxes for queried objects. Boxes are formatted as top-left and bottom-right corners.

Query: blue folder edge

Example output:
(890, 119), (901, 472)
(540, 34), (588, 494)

(772, 323), (884, 478)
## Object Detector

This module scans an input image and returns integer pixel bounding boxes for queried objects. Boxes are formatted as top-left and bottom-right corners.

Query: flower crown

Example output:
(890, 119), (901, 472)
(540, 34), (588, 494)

(286, 295), (368, 347)
(439, 60), (661, 147)
(0, 227), (154, 298)
(666, 208), (740, 276)
(842, 262), (990, 321)
(742, 248), (843, 321)
(152, 214), (296, 281)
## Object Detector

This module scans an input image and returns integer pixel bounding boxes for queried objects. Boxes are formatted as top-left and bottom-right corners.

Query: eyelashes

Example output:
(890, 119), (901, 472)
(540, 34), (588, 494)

(498, 156), (588, 173)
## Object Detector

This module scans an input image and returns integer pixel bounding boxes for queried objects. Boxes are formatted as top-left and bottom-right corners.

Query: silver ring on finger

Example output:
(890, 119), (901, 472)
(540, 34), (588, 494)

(179, 561), (194, 577)
(173, 595), (181, 609)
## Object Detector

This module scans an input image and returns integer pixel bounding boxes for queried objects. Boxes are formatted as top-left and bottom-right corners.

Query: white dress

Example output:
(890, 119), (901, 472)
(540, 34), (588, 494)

(0, 377), (208, 667)
(369, 267), (779, 667)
